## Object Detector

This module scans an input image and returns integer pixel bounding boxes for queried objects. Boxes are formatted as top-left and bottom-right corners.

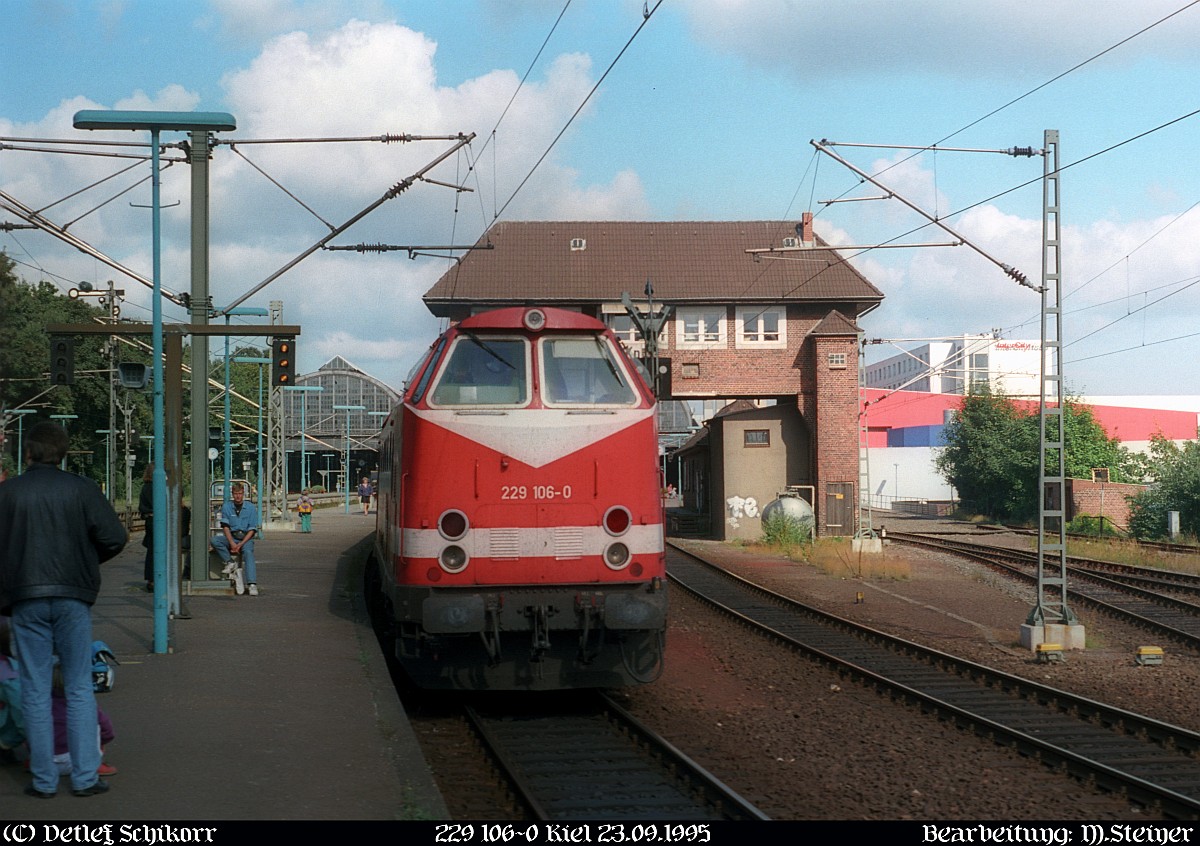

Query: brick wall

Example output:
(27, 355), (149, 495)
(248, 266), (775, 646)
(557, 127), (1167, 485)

(1066, 478), (1147, 530)
(813, 335), (860, 536)
(667, 308), (819, 397)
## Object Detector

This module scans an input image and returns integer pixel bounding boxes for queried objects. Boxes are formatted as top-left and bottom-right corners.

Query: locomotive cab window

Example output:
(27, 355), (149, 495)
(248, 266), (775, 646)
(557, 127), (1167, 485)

(428, 335), (530, 406)
(540, 337), (637, 406)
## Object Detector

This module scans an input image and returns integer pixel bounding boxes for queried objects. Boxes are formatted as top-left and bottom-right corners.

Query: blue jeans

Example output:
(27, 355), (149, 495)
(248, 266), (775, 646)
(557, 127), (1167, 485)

(11, 598), (101, 792)
(211, 534), (257, 583)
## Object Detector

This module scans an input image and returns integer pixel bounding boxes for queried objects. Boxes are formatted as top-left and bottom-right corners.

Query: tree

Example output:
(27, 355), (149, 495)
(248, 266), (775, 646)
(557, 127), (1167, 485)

(936, 388), (1038, 521)
(936, 387), (1140, 522)
(1127, 435), (1200, 540)
(0, 253), (154, 486)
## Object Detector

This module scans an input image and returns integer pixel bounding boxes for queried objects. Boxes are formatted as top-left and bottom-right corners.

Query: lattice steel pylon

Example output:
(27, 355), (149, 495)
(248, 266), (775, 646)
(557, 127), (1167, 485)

(1028, 129), (1077, 627)
(856, 333), (875, 539)
(266, 300), (288, 523)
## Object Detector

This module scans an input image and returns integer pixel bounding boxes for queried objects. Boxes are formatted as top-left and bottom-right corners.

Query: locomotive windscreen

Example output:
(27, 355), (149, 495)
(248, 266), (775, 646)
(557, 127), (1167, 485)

(540, 337), (636, 406)
(430, 335), (529, 406)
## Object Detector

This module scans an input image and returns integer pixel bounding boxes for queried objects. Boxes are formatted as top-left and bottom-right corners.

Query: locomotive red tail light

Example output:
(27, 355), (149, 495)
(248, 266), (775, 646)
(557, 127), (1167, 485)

(604, 542), (631, 570)
(439, 509), (469, 540)
(603, 506), (632, 536)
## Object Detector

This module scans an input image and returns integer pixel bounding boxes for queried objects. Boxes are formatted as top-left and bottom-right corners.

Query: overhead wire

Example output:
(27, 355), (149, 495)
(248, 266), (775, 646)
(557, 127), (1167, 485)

(445, 1), (664, 305)
(491, 0), (664, 224)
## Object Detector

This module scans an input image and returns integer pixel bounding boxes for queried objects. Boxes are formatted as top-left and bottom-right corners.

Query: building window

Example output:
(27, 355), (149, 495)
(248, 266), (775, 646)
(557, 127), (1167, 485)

(676, 307), (726, 348)
(744, 429), (770, 447)
(828, 353), (847, 369)
(605, 314), (667, 350)
(681, 363), (700, 379)
(736, 306), (786, 349)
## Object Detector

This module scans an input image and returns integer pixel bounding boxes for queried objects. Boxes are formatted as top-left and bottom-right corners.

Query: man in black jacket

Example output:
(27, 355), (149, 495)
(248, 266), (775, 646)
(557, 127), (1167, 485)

(0, 422), (126, 799)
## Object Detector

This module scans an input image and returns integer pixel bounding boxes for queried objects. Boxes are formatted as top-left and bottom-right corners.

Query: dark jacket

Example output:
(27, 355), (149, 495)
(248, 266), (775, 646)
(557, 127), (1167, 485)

(0, 463), (127, 614)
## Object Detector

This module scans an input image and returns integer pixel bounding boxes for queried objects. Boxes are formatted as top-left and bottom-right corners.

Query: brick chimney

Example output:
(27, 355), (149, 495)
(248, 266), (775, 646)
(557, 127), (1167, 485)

(800, 211), (814, 246)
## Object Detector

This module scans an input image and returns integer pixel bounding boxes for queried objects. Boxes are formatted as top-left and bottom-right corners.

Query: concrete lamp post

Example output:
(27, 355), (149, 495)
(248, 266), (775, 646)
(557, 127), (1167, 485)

(333, 405), (365, 513)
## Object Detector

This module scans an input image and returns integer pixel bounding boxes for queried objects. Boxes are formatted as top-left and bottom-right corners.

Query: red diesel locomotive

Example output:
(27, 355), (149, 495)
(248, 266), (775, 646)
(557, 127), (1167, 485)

(367, 306), (667, 690)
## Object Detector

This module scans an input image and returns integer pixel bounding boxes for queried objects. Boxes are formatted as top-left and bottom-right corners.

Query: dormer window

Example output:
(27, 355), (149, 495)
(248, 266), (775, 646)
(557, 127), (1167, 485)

(570, 238), (586, 251)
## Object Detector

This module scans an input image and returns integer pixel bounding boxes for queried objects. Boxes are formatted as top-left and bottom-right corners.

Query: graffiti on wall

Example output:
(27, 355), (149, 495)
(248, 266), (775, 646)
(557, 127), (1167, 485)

(726, 495), (759, 529)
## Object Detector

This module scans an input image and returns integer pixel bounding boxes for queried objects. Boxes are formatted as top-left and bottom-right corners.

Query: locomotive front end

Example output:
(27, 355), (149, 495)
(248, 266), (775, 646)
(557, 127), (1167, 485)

(377, 308), (667, 690)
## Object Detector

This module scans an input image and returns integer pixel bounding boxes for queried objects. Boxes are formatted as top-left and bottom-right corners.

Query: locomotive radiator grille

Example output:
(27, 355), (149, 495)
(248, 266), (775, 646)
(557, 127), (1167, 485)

(489, 528), (520, 560)
(554, 527), (583, 560)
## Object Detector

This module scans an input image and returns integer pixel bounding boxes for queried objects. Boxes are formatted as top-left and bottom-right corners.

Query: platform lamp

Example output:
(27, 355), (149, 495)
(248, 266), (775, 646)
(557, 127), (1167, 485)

(219, 307), (269, 501)
(6, 409), (37, 475)
(333, 404), (365, 513)
(95, 429), (112, 498)
(284, 385), (324, 493)
(73, 110), (237, 655)
(50, 413), (78, 471)
(233, 355), (270, 513)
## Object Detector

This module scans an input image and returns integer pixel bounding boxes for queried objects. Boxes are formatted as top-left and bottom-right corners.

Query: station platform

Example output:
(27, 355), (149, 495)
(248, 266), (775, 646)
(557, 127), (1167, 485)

(0, 507), (449, 821)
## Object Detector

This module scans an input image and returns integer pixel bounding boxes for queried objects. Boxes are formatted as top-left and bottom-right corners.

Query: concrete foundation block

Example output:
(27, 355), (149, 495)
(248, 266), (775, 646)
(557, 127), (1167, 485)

(1020, 622), (1086, 652)
(851, 537), (883, 554)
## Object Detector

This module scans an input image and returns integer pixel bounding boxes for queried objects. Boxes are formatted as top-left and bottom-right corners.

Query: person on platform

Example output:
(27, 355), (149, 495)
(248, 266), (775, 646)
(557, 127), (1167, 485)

(296, 489), (315, 533)
(0, 617), (27, 766)
(0, 422), (127, 799)
(358, 477), (373, 516)
(210, 484), (261, 597)
(138, 464), (154, 592)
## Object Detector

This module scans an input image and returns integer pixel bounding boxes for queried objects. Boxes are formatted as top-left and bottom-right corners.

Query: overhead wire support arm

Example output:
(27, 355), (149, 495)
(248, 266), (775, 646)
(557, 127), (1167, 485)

(0, 188), (187, 305)
(747, 241), (960, 255)
(217, 132), (476, 316)
(811, 138), (1041, 292)
(323, 243), (493, 257)
(210, 133), (470, 146)
(818, 140), (1045, 157)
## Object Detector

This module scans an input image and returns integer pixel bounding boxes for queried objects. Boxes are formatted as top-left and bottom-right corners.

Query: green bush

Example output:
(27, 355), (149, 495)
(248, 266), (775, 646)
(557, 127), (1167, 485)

(1066, 515), (1123, 538)
(762, 512), (811, 549)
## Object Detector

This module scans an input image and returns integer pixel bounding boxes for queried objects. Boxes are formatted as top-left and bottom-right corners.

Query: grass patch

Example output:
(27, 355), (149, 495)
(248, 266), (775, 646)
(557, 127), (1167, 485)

(808, 538), (914, 581)
(1066, 536), (1200, 576)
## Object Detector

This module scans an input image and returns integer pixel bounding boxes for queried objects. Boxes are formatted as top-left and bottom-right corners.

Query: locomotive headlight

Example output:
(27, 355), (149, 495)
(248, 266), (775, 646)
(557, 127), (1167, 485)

(603, 542), (631, 570)
(523, 308), (546, 331)
(438, 509), (469, 541)
(439, 545), (469, 573)
(602, 505), (632, 537)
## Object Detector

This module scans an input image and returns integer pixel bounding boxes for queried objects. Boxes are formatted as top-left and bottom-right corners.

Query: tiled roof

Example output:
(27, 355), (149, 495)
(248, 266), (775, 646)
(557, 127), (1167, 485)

(424, 221), (884, 311)
(809, 310), (860, 336)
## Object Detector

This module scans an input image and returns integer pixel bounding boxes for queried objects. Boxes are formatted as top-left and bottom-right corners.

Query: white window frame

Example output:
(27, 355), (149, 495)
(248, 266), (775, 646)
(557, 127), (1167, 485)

(735, 306), (787, 349)
(675, 307), (726, 349)
(605, 314), (668, 352)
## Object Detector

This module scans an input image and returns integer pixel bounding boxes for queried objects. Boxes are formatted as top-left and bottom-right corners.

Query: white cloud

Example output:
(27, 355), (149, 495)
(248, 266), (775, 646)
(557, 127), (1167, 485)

(679, 0), (1200, 81)
(2, 18), (651, 390)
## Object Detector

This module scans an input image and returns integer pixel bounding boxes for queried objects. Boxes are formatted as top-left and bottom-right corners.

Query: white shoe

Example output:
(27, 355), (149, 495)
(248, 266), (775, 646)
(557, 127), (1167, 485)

(221, 562), (236, 577)
(248, 584), (258, 596)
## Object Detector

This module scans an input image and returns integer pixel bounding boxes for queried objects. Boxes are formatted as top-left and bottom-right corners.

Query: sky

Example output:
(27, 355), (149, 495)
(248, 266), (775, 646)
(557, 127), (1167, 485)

(3, 0), (1200, 399)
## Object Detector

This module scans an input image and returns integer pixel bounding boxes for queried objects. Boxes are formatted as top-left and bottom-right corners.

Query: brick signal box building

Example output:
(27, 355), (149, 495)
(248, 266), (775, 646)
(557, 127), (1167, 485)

(423, 218), (884, 538)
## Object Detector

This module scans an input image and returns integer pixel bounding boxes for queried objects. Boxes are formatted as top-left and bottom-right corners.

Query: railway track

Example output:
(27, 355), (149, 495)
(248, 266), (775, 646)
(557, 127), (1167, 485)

(890, 531), (1200, 652)
(463, 693), (770, 821)
(665, 542), (1200, 819)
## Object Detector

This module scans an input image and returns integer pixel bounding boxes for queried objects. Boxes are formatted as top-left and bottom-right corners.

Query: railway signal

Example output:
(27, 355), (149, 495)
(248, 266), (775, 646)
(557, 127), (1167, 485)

(272, 337), (296, 386)
(50, 336), (76, 385)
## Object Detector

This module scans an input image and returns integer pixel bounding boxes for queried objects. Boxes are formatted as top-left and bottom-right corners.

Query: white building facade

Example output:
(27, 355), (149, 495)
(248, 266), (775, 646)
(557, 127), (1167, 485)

(865, 336), (1043, 398)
